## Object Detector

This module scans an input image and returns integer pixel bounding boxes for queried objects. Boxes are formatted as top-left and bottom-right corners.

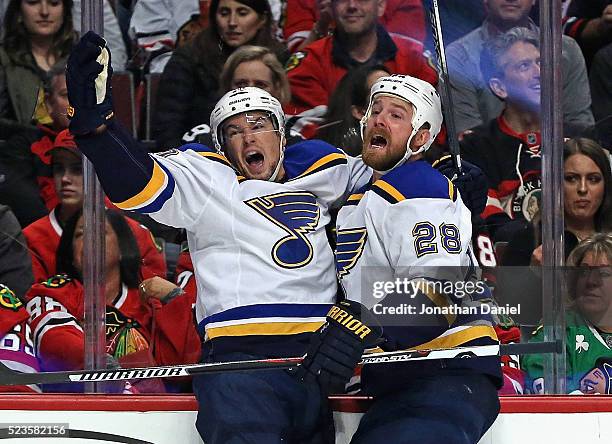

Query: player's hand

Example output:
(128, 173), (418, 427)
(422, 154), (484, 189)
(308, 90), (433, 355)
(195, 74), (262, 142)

(433, 155), (488, 216)
(66, 31), (114, 134)
(292, 300), (382, 395)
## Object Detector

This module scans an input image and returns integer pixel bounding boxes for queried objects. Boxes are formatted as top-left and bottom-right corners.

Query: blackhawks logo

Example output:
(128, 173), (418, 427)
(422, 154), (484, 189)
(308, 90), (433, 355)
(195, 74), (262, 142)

(511, 176), (541, 222)
(42, 274), (71, 288)
(106, 307), (149, 359)
(0, 284), (22, 311)
(285, 52), (306, 71)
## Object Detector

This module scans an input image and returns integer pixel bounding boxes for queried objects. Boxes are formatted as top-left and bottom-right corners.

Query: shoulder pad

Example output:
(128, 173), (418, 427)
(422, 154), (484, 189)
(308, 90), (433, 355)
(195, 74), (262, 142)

(41, 274), (72, 288)
(284, 140), (347, 181)
(371, 161), (457, 204)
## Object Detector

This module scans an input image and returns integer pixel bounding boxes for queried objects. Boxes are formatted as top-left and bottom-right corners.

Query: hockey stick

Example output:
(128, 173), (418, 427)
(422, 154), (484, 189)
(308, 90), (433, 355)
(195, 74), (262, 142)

(428, 0), (462, 174)
(0, 341), (559, 386)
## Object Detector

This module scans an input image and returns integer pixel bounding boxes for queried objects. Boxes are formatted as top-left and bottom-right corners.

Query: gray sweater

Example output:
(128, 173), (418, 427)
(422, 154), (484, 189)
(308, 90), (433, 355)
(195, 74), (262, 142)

(447, 19), (594, 134)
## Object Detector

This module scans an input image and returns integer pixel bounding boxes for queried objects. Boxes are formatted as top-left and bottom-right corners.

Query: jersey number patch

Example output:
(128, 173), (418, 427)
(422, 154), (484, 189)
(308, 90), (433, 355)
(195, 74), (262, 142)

(245, 191), (320, 269)
(412, 222), (461, 257)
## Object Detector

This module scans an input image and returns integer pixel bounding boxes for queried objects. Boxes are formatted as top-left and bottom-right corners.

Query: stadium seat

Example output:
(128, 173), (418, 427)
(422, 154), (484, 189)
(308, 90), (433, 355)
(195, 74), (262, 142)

(145, 73), (162, 142)
(111, 71), (138, 138)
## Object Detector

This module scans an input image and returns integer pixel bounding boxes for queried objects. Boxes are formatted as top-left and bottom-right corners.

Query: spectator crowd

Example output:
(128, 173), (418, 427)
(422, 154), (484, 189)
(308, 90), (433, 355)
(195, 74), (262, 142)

(0, 0), (611, 399)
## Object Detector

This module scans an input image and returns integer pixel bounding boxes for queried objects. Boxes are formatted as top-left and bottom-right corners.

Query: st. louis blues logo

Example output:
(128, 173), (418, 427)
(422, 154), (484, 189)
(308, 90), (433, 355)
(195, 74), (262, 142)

(245, 192), (320, 269)
(335, 228), (367, 278)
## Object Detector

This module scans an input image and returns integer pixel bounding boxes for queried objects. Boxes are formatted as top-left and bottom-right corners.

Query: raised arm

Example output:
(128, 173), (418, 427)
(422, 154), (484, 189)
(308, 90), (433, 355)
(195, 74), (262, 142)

(66, 32), (238, 231)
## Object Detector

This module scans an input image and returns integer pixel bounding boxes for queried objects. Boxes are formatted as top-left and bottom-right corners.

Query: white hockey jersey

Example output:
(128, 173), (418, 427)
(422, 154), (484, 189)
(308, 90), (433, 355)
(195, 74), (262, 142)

(113, 140), (370, 355)
(336, 160), (499, 354)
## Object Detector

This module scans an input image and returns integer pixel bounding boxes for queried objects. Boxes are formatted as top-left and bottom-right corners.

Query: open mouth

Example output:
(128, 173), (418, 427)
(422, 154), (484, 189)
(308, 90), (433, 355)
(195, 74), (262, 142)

(245, 151), (265, 168)
(370, 134), (388, 149)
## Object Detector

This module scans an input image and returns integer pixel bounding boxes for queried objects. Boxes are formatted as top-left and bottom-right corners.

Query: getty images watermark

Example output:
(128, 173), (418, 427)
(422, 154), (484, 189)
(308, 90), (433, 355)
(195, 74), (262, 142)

(370, 277), (520, 316)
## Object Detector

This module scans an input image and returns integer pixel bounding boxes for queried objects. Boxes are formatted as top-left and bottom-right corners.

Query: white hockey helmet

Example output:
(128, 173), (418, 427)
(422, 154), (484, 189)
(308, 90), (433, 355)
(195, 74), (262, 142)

(360, 75), (443, 173)
(210, 87), (286, 181)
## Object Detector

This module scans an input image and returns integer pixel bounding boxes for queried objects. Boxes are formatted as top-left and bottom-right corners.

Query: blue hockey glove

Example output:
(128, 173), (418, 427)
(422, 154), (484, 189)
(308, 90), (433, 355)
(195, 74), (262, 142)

(293, 300), (383, 395)
(433, 155), (488, 215)
(66, 31), (114, 134)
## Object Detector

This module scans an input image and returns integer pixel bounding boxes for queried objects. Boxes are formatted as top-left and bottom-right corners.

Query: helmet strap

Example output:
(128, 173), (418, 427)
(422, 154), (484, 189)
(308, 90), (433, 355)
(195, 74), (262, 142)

(267, 128), (286, 182)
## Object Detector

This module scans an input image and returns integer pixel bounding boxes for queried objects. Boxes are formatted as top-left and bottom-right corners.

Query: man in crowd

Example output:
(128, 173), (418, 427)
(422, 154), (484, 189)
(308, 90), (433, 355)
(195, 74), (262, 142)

(459, 27), (586, 242)
(286, 0), (437, 117)
(447, 0), (594, 134)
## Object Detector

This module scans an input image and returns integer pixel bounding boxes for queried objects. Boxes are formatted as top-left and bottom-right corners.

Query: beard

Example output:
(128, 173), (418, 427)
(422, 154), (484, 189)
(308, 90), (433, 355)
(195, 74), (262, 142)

(361, 127), (405, 172)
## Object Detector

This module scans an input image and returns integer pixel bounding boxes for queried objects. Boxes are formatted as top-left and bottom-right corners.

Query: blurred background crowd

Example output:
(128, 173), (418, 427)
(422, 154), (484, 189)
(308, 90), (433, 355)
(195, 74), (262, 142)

(0, 0), (611, 396)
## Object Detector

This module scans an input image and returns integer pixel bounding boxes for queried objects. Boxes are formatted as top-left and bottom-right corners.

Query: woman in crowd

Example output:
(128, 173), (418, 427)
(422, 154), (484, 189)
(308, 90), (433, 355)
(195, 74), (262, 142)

(182, 44), (295, 145)
(152, 0), (287, 149)
(522, 233), (612, 394)
(23, 130), (166, 283)
(502, 138), (612, 266)
(0, 0), (77, 138)
(219, 44), (290, 104)
(316, 64), (389, 155)
(25, 209), (156, 375)
(26, 206), (200, 392)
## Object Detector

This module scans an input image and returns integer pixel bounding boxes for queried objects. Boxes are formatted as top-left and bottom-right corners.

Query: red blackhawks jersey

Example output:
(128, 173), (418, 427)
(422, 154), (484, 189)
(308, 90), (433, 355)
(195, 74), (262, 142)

(285, 28), (438, 115)
(0, 285), (40, 393)
(25, 275), (153, 371)
(460, 116), (544, 233)
(283, 0), (426, 53)
(24, 208), (166, 282)
(459, 116), (589, 237)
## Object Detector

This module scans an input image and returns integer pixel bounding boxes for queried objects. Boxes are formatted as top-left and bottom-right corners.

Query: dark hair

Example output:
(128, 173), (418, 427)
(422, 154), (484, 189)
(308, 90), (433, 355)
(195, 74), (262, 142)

(480, 26), (539, 85)
(2, 0), (77, 66)
(191, 0), (286, 80)
(56, 209), (142, 289)
(316, 64), (390, 155)
(564, 138), (612, 233)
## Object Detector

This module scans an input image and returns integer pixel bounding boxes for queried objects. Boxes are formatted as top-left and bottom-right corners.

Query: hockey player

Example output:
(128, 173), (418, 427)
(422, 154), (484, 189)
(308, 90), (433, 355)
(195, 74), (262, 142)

(296, 75), (503, 443)
(66, 31), (375, 443)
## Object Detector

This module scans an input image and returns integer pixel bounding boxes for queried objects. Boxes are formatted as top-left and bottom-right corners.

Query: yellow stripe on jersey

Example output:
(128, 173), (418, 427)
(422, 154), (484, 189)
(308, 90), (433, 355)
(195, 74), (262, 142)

(114, 161), (167, 209)
(206, 321), (325, 339)
(448, 179), (455, 202)
(414, 325), (498, 351)
(197, 151), (233, 168)
(373, 180), (407, 203)
(293, 153), (347, 180)
(347, 193), (364, 203)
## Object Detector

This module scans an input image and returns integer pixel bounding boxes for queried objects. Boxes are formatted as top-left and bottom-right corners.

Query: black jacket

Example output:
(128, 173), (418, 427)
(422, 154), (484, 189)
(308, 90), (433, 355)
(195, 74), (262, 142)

(152, 43), (223, 151)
